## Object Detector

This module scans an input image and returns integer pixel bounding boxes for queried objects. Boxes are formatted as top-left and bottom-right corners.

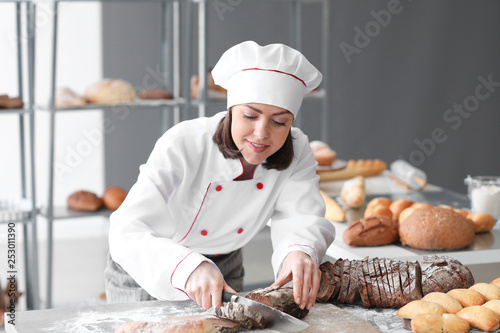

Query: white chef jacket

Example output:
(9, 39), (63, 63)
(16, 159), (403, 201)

(108, 111), (335, 300)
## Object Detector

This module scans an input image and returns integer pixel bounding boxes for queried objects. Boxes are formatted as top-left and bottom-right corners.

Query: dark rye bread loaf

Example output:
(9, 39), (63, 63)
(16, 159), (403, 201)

(317, 256), (468, 309)
(420, 255), (474, 295)
(244, 286), (309, 319)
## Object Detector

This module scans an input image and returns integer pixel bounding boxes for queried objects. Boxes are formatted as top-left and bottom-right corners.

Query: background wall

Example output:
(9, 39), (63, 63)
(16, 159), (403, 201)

(102, 1), (500, 194)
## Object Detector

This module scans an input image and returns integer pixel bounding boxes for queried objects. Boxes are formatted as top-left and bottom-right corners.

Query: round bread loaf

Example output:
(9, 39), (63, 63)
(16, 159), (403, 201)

(103, 186), (127, 211)
(84, 78), (136, 104)
(342, 215), (399, 246)
(399, 207), (475, 250)
(67, 190), (103, 212)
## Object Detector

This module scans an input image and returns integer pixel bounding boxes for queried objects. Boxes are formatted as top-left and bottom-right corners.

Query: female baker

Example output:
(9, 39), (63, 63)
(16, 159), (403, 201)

(105, 40), (335, 311)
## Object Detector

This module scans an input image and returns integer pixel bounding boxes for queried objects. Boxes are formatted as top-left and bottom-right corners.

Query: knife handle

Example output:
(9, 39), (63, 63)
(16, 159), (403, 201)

(222, 290), (237, 303)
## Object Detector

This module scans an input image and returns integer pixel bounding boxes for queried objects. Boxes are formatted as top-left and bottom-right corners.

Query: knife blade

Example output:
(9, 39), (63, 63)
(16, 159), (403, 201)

(221, 291), (308, 332)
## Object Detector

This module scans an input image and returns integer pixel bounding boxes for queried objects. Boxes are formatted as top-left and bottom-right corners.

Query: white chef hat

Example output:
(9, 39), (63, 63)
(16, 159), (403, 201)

(211, 40), (322, 117)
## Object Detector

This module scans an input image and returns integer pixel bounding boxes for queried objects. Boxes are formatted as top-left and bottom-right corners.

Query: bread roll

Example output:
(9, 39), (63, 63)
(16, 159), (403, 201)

(397, 300), (446, 319)
(470, 283), (500, 301)
(422, 292), (463, 314)
(342, 216), (399, 246)
(447, 288), (486, 307)
(491, 277), (500, 288)
(456, 305), (500, 332)
(466, 212), (496, 233)
(317, 159), (387, 182)
(399, 207), (475, 250)
(366, 197), (392, 209)
(0, 94), (23, 109)
(483, 300), (500, 316)
(310, 140), (336, 166)
(364, 203), (393, 218)
(340, 176), (365, 208)
(84, 78), (136, 104)
(389, 199), (413, 220)
(190, 71), (227, 99)
(319, 190), (345, 222)
(138, 88), (173, 100)
(410, 313), (470, 333)
(56, 87), (86, 106)
(103, 186), (128, 211)
(67, 190), (103, 212)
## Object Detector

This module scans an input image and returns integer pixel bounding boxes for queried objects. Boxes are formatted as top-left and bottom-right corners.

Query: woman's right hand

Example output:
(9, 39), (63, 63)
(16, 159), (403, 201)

(185, 261), (237, 310)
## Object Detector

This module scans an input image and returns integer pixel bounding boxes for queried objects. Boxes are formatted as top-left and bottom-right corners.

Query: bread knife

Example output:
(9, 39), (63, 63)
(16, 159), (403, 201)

(221, 291), (309, 332)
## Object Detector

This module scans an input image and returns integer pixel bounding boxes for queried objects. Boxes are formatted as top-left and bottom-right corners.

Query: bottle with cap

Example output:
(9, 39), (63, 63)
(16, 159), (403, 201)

(390, 159), (428, 190)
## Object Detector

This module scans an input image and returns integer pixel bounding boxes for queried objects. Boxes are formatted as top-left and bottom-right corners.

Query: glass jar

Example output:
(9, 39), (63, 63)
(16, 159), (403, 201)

(464, 175), (500, 220)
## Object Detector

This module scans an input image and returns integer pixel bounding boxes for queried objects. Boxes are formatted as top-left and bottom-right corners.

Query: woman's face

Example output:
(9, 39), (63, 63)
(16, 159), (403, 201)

(231, 103), (294, 166)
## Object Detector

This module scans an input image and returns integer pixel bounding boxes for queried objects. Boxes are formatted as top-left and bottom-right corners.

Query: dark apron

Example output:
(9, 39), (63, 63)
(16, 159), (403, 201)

(104, 249), (244, 304)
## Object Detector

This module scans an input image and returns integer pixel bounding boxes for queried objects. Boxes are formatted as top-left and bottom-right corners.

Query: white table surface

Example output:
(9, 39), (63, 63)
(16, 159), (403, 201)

(320, 172), (500, 267)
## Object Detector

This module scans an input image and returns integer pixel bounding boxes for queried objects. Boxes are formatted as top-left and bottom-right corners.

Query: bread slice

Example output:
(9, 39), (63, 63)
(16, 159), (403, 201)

(368, 258), (382, 307)
(330, 258), (344, 302)
(362, 258), (376, 307)
(345, 260), (361, 304)
(317, 261), (336, 303)
(391, 260), (405, 308)
(357, 258), (371, 307)
(373, 258), (388, 308)
(337, 259), (351, 304)
(379, 258), (393, 308)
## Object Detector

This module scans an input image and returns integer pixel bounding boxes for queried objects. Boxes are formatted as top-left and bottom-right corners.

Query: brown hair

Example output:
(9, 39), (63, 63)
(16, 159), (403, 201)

(213, 110), (294, 171)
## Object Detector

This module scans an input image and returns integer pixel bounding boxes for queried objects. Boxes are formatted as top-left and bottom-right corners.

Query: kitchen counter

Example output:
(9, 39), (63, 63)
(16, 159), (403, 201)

(5, 298), (498, 333)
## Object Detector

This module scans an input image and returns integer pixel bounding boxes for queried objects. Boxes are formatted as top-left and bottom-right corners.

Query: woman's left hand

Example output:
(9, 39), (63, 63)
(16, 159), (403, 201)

(270, 251), (321, 311)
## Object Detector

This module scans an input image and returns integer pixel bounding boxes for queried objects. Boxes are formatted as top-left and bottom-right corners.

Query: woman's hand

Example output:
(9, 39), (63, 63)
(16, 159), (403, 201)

(185, 261), (237, 310)
(271, 251), (321, 311)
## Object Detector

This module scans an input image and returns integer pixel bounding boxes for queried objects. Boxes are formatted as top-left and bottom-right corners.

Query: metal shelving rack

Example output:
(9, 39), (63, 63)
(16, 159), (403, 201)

(36, 0), (331, 309)
(0, 0), (40, 310)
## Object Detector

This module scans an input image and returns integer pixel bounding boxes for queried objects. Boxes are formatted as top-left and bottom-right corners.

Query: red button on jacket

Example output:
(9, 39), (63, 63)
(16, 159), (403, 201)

(256, 183), (264, 190)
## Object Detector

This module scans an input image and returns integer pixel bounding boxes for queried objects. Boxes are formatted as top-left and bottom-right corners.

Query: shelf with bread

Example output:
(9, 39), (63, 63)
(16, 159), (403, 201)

(1, 0), (41, 311)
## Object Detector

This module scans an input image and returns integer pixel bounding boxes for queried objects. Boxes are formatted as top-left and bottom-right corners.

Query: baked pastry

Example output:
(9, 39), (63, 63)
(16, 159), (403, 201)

(191, 71), (227, 99)
(389, 199), (413, 220)
(447, 288), (486, 307)
(421, 292), (463, 314)
(317, 159), (387, 181)
(397, 300), (446, 319)
(483, 300), (500, 316)
(456, 305), (500, 332)
(319, 190), (345, 222)
(466, 212), (496, 233)
(399, 207), (475, 250)
(343, 216), (398, 246)
(410, 313), (470, 333)
(470, 282), (500, 301)
(420, 255), (475, 295)
(67, 190), (103, 212)
(84, 78), (136, 104)
(340, 176), (365, 208)
(491, 277), (500, 288)
(138, 88), (173, 100)
(102, 186), (127, 211)
(364, 203), (393, 218)
(244, 286), (308, 319)
(310, 140), (336, 166)
(0, 94), (23, 109)
(55, 87), (86, 107)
